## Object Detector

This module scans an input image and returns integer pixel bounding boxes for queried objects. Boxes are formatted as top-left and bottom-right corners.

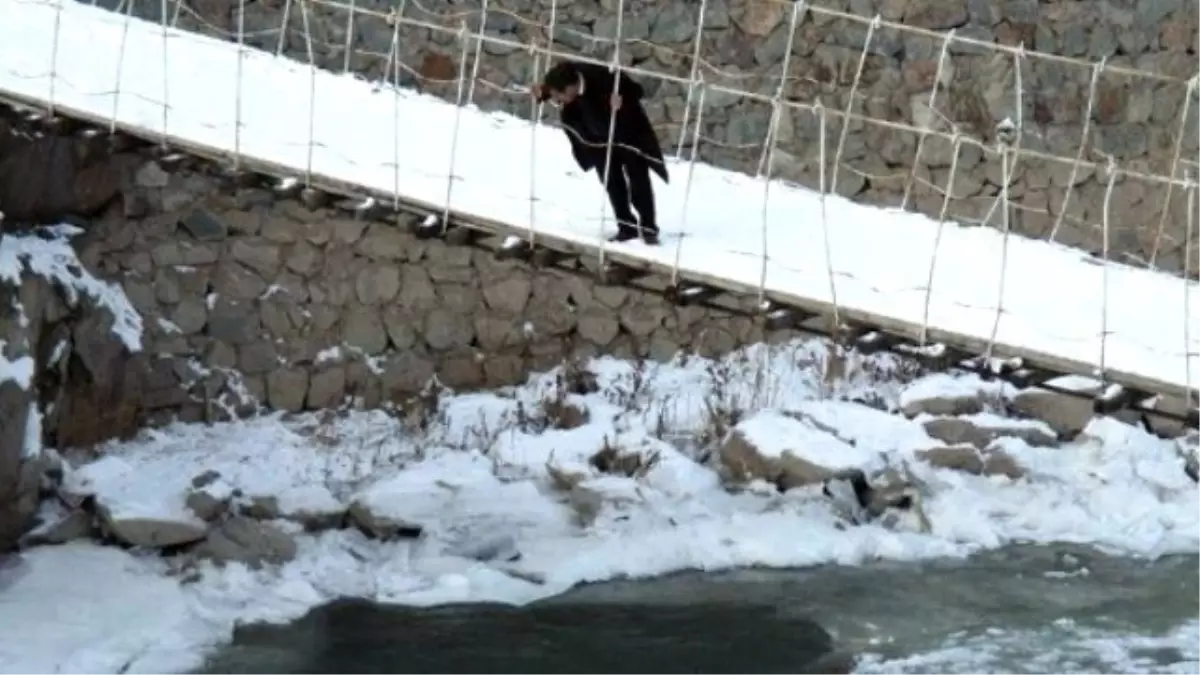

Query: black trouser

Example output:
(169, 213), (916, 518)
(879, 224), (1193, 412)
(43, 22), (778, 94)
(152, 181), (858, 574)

(597, 153), (657, 235)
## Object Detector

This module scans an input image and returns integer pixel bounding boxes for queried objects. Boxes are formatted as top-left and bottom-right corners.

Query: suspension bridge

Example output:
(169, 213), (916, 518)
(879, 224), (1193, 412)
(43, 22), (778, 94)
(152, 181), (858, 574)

(0, 0), (1197, 426)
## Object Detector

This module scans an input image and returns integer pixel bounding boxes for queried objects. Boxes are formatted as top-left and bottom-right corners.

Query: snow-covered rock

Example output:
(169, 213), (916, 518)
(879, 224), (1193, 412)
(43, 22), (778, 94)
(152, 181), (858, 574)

(99, 509), (207, 548)
(916, 445), (1025, 479)
(720, 411), (877, 491)
(193, 517), (297, 568)
(921, 413), (1057, 449)
(898, 373), (1009, 418)
(0, 226), (144, 550)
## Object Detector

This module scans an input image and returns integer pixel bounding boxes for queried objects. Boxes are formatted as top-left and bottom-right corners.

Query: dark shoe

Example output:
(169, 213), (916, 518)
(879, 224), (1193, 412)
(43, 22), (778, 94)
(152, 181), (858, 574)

(641, 230), (660, 245)
(608, 228), (639, 243)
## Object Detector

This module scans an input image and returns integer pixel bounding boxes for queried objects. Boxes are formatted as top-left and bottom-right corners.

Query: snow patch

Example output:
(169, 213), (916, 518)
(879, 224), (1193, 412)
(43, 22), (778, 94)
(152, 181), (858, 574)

(0, 227), (143, 351)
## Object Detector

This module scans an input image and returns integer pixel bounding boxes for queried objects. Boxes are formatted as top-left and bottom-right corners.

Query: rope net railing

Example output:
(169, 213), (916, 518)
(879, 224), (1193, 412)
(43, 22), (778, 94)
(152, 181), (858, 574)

(6, 0), (1199, 401)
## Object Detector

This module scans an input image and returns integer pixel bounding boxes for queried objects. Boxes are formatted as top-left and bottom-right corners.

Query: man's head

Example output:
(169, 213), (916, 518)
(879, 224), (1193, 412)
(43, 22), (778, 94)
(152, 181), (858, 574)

(538, 61), (581, 105)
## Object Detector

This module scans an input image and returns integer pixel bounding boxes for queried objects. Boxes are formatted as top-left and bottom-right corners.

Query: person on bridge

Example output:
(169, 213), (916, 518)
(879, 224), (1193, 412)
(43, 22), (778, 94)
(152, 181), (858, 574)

(533, 59), (669, 246)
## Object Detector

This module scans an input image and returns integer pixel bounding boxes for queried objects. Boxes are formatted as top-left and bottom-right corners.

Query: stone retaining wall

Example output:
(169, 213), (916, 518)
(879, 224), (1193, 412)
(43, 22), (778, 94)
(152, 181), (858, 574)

(76, 160), (769, 422)
(108, 0), (1199, 276)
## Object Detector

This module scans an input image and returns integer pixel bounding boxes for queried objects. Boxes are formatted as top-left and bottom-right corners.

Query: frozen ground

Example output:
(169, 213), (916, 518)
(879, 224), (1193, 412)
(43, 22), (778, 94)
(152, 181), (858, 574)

(1, 341), (1196, 673)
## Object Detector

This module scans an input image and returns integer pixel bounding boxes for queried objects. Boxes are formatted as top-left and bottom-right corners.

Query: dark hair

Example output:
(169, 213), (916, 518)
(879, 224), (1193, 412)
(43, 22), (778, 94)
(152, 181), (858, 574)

(541, 61), (581, 97)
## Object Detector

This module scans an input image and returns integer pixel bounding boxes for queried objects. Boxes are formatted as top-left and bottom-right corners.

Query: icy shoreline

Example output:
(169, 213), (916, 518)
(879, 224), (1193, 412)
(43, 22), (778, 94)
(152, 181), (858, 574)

(2, 341), (1198, 673)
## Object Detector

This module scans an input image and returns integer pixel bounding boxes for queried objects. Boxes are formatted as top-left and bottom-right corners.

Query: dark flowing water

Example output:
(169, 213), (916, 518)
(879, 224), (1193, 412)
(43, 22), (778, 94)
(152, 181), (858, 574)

(200, 545), (1199, 674)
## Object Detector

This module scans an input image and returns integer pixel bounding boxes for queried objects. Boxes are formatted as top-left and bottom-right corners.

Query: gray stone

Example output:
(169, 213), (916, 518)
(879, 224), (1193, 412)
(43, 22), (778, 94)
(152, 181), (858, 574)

(482, 276), (532, 316)
(398, 266), (438, 310)
(423, 308), (474, 351)
(23, 509), (95, 546)
(242, 495), (281, 520)
(379, 351), (436, 396)
(180, 208), (229, 242)
(343, 310), (389, 355)
(194, 516), (297, 568)
(267, 368), (309, 412)
(237, 342), (280, 375)
(185, 490), (228, 521)
(355, 222), (411, 260)
(135, 161), (170, 188)
(99, 508), (208, 548)
(354, 265), (402, 305)
(168, 297), (208, 335)
(230, 239), (282, 276)
(260, 213), (300, 244)
(650, 3), (696, 43)
(347, 500), (424, 540)
(207, 300), (262, 345)
(285, 240), (322, 276)
(382, 308), (419, 350)
(577, 311), (620, 347)
(1011, 388), (1093, 437)
(307, 367), (347, 409)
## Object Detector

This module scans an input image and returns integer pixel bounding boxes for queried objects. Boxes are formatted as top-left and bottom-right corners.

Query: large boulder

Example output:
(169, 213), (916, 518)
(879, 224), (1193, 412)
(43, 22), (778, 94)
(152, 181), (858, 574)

(719, 412), (876, 491)
(921, 413), (1057, 449)
(0, 227), (145, 549)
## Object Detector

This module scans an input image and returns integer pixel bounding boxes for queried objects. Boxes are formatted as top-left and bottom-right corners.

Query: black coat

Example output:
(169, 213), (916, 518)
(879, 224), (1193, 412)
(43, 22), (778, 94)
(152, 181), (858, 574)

(556, 63), (669, 184)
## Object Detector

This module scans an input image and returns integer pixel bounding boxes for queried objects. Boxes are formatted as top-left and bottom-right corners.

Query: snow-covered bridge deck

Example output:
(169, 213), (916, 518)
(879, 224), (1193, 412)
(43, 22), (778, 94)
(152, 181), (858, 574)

(0, 0), (1197, 410)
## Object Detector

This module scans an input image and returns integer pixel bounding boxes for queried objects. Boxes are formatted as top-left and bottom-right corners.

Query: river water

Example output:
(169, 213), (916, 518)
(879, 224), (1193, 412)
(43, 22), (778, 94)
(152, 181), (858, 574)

(200, 544), (1198, 674)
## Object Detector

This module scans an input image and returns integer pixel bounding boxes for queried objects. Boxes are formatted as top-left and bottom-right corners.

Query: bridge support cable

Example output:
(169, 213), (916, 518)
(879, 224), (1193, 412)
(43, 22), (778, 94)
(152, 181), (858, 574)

(828, 14), (877, 198)
(465, 0), (489, 106)
(900, 28), (955, 212)
(593, 0), (627, 272)
(438, 21), (472, 234)
(668, 83), (707, 291)
(918, 133), (962, 347)
(753, 0), (803, 306)
(815, 102), (841, 335)
(1185, 178), (1196, 410)
(1149, 78), (1197, 268)
(673, 0), (708, 161)
(983, 46), (1025, 365)
(1048, 58), (1105, 245)
(389, 8), (403, 211)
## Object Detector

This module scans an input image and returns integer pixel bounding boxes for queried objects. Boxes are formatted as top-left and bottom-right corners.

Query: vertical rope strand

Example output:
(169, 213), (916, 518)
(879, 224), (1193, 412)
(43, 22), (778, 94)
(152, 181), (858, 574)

(757, 100), (783, 304)
(275, 0), (293, 57)
(527, 45), (542, 244)
(533, 0), (559, 128)
(1184, 177), (1196, 405)
(755, 0), (803, 178)
(110, 0), (135, 134)
(1049, 58), (1105, 243)
(440, 22), (473, 232)
(1148, 78), (1195, 268)
(466, 0), (490, 105)
(829, 14), (878, 196)
(670, 83), (708, 287)
(300, 0), (318, 185)
(1098, 158), (1117, 380)
(816, 102), (841, 330)
(48, 0), (63, 118)
(233, 0), (246, 169)
(900, 29), (954, 211)
(985, 143), (1012, 359)
(159, 0), (170, 147)
(919, 134), (962, 344)
(389, 9), (403, 210)
(674, 0), (710, 160)
(342, 0), (356, 74)
(595, 0), (627, 269)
